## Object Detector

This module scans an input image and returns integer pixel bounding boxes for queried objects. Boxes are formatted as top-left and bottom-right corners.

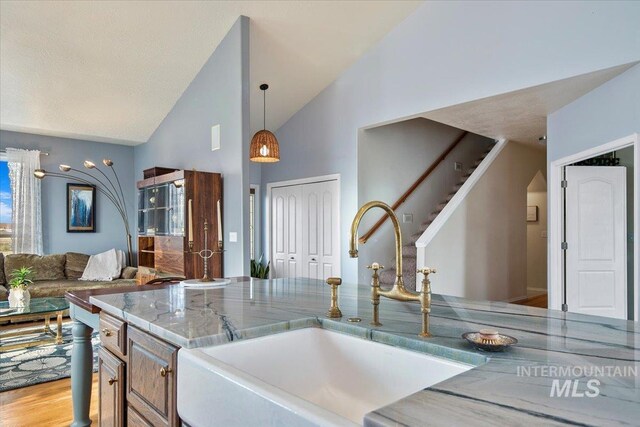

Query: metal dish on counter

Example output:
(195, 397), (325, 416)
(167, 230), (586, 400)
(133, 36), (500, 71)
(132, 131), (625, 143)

(462, 329), (517, 352)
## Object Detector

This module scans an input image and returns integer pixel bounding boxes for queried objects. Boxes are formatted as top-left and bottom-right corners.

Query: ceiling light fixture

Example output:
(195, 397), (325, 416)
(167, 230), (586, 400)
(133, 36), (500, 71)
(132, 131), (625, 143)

(250, 84), (280, 163)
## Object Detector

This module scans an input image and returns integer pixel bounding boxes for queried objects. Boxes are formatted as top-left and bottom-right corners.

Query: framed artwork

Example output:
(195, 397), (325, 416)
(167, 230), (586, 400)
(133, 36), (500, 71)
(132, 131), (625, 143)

(67, 183), (96, 232)
(526, 205), (538, 222)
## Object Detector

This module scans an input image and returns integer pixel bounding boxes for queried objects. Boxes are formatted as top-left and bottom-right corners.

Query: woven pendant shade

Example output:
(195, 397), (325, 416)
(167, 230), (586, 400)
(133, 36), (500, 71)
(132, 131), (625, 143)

(250, 129), (280, 162)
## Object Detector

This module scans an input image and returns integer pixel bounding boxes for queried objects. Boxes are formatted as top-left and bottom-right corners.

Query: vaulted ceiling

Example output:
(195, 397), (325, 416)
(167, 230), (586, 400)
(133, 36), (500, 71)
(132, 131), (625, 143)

(0, 1), (421, 145)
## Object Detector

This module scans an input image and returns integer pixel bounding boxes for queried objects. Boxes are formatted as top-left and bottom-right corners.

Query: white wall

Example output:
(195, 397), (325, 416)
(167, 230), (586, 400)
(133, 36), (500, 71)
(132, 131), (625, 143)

(526, 172), (548, 294)
(420, 141), (546, 301)
(357, 118), (493, 283)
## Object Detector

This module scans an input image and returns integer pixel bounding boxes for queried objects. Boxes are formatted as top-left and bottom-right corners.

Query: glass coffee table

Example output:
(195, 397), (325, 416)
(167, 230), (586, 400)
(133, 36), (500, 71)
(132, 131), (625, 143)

(0, 297), (70, 352)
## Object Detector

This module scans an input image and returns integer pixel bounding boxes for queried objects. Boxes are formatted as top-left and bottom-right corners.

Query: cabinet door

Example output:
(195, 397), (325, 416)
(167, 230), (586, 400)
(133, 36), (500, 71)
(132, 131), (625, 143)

(301, 180), (340, 280)
(271, 185), (303, 278)
(127, 405), (154, 427)
(127, 326), (179, 427)
(98, 348), (125, 427)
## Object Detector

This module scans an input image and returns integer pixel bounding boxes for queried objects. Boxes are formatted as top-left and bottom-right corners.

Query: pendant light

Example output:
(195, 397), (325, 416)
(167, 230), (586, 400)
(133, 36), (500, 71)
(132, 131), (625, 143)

(250, 83), (280, 162)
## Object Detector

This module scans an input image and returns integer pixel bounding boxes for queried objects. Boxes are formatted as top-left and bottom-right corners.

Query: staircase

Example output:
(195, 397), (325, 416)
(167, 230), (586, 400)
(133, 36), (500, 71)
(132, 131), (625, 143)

(379, 146), (494, 290)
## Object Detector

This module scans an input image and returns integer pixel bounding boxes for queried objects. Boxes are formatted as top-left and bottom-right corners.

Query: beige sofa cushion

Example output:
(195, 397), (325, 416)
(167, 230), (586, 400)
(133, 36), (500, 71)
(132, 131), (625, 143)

(0, 253), (5, 285)
(120, 266), (138, 280)
(5, 254), (66, 281)
(65, 252), (90, 280)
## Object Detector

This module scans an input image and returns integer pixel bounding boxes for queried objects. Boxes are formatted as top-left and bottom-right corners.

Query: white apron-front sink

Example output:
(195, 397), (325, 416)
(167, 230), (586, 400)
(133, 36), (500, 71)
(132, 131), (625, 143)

(178, 327), (472, 426)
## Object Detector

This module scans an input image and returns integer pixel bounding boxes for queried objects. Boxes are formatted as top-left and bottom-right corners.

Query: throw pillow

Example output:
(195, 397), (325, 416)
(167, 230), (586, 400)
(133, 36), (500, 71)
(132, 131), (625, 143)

(5, 254), (66, 281)
(65, 252), (90, 280)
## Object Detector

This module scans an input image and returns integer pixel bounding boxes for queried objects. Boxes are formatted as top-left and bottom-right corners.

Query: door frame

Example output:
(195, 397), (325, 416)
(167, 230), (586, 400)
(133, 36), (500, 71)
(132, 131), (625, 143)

(249, 184), (260, 261)
(549, 133), (638, 320)
(266, 174), (341, 279)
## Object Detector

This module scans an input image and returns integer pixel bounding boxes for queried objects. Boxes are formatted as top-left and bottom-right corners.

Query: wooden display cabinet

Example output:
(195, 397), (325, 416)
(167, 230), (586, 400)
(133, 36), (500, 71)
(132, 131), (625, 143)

(136, 169), (222, 280)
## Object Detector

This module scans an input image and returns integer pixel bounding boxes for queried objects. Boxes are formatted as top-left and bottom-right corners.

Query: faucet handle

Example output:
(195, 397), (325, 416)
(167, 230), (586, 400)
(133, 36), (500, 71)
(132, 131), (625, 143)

(326, 277), (342, 318)
(326, 277), (342, 287)
(417, 267), (436, 276)
(367, 262), (384, 271)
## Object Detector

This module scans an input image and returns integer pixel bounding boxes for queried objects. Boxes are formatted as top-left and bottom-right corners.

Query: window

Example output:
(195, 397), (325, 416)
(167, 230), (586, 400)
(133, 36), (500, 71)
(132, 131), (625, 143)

(0, 158), (12, 254)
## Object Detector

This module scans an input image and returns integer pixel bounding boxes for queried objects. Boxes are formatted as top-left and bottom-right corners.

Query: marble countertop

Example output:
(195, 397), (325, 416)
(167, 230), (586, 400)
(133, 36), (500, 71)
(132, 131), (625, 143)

(90, 278), (639, 426)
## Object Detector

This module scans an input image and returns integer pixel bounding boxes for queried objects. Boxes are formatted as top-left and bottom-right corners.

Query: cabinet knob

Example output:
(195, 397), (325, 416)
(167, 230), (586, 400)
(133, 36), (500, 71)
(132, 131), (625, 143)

(160, 366), (173, 377)
(108, 377), (117, 386)
(101, 328), (112, 337)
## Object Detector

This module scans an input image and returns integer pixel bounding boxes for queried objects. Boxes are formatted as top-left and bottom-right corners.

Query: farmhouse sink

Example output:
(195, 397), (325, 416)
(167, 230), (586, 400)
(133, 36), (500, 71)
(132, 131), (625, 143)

(178, 328), (472, 426)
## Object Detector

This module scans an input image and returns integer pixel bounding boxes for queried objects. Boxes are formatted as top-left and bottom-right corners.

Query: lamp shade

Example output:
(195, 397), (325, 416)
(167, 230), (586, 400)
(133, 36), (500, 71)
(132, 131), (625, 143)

(250, 130), (280, 162)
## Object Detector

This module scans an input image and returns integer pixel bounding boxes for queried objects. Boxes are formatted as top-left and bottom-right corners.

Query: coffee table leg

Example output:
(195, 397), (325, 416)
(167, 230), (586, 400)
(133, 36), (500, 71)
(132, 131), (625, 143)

(71, 320), (93, 427)
(44, 315), (50, 333)
(56, 312), (63, 344)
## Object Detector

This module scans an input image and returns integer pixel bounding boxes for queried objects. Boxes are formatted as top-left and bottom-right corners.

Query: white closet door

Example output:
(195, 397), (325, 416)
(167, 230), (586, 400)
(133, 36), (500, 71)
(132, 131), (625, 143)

(302, 180), (340, 281)
(566, 166), (627, 319)
(271, 185), (302, 279)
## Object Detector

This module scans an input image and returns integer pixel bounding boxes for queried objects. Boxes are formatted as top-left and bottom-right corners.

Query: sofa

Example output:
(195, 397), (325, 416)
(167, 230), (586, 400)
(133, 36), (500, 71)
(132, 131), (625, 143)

(0, 252), (138, 301)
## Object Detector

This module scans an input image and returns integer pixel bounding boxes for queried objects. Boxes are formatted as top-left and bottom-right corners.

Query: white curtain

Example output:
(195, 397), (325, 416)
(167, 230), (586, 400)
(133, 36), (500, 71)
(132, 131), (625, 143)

(6, 148), (43, 255)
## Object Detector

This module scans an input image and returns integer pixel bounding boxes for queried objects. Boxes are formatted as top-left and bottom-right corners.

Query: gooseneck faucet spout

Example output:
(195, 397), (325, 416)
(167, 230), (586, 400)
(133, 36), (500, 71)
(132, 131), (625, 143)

(350, 200), (436, 337)
(349, 201), (405, 289)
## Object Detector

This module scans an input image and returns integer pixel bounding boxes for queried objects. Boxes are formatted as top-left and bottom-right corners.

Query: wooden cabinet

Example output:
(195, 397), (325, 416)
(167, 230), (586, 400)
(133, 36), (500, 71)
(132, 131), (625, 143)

(98, 315), (180, 426)
(127, 326), (179, 426)
(136, 169), (223, 280)
(98, 348), (125, 427)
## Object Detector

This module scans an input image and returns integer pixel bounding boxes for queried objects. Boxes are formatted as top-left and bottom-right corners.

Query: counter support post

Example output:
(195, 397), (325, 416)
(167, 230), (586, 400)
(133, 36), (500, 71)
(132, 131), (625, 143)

(70, 320), (94, 427)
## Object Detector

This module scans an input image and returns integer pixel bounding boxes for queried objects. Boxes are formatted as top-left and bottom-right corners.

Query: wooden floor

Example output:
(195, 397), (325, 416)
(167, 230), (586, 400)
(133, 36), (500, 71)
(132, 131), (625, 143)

(512, 293), (548, 308)
(0, 374), (98, 427)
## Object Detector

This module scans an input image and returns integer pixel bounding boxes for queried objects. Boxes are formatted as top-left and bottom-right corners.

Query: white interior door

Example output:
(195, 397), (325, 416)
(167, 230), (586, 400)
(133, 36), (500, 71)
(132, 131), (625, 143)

(566, 166), (627, 319)
(271, 178), (340, 280)
(271, 185), (302, 278)
(302, 181), (340, 280)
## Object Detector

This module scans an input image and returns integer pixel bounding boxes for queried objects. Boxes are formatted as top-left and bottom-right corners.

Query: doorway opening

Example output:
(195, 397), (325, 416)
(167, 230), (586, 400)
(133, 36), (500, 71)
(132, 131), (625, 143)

(523, 171), (548, 308)
(550, 133), (638, 321)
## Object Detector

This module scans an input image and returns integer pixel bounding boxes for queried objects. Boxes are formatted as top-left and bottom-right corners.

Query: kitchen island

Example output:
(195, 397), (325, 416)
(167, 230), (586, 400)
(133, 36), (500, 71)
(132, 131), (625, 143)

(84, 277), (638, 426)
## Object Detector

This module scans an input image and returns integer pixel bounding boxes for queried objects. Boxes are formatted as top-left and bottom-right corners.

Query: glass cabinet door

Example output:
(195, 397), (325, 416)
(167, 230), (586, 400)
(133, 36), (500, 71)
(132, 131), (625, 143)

(168, 184), (185, 236)
(137, 189), (146, 234)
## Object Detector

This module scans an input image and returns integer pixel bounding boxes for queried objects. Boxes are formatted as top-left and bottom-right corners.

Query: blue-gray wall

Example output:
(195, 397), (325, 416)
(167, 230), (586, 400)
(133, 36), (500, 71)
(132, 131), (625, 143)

(548, 64), (640, 162)
(134, 17), (250, 276)
(547, 63), (639, 319)
(0, 130), (135, 256)
(261, 1), (640, 288)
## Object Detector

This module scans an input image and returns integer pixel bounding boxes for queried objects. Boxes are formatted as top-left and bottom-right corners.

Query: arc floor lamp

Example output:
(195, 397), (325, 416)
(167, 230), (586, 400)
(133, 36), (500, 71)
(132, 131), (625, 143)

(34, 159), (133, 266)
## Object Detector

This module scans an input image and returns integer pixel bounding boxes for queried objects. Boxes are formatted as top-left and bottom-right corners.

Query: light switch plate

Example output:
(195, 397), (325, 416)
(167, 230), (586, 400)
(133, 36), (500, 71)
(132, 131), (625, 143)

(454, 162), (462, 171)
(402, 213), (413, 223)
(211, 124), (221, 151)
(229, 232), (238, 242)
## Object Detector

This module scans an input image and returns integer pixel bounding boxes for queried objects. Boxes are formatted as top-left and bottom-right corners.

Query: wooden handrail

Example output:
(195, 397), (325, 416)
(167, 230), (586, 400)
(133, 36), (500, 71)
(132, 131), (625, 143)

(359, 131), (468, 244)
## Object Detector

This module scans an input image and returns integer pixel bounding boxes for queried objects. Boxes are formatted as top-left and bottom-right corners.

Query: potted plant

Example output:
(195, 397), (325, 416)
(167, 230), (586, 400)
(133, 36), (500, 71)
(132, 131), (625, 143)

(250, 255), (270, 279)
(8, 267), (33, 308)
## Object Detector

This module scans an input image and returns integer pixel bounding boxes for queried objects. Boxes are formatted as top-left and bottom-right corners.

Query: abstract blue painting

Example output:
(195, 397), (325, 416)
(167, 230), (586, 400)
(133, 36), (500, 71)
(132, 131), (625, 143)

(67, 184), (95, 232)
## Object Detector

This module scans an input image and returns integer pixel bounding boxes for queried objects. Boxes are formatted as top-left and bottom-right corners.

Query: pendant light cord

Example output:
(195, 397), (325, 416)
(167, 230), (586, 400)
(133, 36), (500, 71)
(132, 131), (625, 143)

(263, 89), (266, 131)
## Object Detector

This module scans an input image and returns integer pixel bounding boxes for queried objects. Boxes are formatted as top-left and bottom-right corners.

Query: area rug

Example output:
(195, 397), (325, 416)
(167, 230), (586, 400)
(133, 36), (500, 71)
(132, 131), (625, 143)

(0, 323), (100, 392)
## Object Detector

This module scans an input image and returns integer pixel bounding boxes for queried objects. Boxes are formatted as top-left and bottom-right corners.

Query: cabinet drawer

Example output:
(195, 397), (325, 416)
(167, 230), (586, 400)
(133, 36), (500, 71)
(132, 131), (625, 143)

(98, 348), (125, 427)
(100, 312), (127, 359)
(127, 326), (178, 427)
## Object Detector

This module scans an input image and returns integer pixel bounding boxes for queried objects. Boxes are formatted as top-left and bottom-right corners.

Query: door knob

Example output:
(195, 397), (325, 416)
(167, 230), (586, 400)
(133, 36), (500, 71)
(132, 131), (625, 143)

(160, 366), (173, 377)
(108, 377), (117, 386)
(101, 328), (112, 337)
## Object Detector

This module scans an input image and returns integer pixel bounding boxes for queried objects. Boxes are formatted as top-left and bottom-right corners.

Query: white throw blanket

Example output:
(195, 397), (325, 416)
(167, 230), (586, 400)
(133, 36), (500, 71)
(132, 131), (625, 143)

(80, 249), (125, 281)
